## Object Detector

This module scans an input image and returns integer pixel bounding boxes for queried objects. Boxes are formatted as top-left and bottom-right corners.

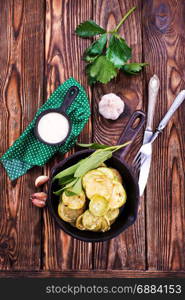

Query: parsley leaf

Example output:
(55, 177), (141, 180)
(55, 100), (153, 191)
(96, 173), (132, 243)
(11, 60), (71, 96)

(88, 76), (97, 85)
(122, 63), (148, 74)
(85, 64), (98, 85)
(106, 35), (132, 68)
(75, 7), (148, 84)
(87, 55), (117, 84)
(75, 20), (106, 37)
(83, 34), (107, 62)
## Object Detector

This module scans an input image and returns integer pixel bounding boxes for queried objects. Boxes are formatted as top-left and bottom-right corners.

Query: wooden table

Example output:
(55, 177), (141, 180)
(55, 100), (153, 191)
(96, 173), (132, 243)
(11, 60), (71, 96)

(0, 0), (185, 278)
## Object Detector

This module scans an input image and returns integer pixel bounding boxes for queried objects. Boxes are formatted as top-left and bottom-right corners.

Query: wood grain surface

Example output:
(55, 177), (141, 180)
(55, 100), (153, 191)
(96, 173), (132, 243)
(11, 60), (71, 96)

(143, 0), (185, 271)
(0, 270), (185, 278)
(92, 0), (146, 271)
(0, 0), (44, 270)
(0, 0), (184, 277)
(43, 0), (93, 271)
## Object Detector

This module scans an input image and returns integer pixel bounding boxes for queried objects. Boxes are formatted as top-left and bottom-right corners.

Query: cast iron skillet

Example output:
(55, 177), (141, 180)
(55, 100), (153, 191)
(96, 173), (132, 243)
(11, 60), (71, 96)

(47, 111), (145, 242)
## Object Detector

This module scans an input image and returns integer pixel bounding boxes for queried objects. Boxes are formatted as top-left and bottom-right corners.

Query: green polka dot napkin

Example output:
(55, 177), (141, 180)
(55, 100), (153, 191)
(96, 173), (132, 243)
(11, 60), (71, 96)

(0, 78), (91, 180)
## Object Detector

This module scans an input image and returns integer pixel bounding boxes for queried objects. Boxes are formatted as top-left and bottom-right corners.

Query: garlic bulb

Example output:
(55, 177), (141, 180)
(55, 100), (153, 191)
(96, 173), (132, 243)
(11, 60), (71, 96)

(98, 93), (125, 120)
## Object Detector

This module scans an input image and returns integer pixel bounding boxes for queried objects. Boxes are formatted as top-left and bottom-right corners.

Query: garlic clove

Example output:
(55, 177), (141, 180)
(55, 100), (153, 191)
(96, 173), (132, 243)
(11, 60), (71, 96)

(32, 198), (46, 208)
(35, 175), (49, 187)
(31, 192), (47, 201)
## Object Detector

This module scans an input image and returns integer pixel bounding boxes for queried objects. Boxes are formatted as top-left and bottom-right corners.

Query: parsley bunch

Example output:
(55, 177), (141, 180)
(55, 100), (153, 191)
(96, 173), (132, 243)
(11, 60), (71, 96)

(75, 6), (147, 85)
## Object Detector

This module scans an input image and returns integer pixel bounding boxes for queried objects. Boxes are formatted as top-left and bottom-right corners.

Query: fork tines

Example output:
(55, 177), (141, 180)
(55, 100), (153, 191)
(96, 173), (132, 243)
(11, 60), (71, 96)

(133, 151), (147, 171)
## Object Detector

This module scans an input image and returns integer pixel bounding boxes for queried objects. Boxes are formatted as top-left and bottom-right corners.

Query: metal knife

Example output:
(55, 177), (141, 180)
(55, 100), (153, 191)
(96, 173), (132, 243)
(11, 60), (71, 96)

(138, 89), (185, 196)
(138, 74), (160, 196)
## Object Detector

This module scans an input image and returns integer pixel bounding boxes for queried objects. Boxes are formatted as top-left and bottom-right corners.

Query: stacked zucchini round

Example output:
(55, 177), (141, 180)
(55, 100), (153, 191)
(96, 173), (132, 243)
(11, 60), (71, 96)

(58, 167), (127, 232)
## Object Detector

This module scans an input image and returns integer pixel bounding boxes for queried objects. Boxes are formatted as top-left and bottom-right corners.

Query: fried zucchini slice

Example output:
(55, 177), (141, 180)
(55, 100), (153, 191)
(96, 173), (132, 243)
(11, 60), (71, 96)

(101, 216), (110, 232)
(82, 210), (102, 231)
(97, 167), (114, 179)
(62, 190), (86, 209)
(109, 168), (122, 183)
(58, 202), (84, 223)
(89, 195), (109, 217)
(82, 169), (104, 189)
(99, 162), (107, 167)
(83, 171), (113, 200)
(76, 214), (86, 230)
(109, 181), (127, 209)
(105, 208), (119, 222)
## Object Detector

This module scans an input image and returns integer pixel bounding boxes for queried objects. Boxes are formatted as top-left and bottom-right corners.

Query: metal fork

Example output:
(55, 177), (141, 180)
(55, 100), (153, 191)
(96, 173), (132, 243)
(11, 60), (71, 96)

(132, 133), (156, 170)
(133, 89), (185, 171)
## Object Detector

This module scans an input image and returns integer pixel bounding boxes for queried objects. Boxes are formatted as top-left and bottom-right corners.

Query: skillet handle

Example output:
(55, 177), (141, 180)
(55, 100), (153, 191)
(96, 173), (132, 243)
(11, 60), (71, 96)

(59, 86), (79, 113)
(115, 110), (145, 160)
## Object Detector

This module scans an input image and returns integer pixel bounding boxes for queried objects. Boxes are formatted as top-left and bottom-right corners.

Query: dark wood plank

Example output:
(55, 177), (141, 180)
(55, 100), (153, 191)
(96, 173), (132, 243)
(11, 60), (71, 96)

(0, 0), (44, 270)
(92, 0), (146, 270)
(0, 270), (185, 278)
(43, 0), (93, 270)
(143, 0), (185, 270)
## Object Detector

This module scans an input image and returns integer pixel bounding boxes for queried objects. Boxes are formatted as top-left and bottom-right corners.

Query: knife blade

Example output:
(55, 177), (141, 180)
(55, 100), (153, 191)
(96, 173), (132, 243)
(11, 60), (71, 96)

(138, 75), (160, 196)
(138, 130), (153, 196)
